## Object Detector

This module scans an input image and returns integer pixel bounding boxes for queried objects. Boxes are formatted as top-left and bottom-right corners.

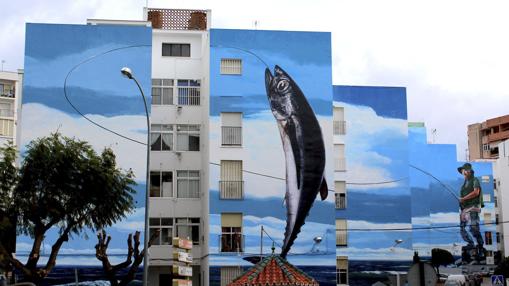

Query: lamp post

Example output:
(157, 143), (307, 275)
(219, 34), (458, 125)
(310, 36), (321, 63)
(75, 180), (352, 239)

(121, 67), (151, 286)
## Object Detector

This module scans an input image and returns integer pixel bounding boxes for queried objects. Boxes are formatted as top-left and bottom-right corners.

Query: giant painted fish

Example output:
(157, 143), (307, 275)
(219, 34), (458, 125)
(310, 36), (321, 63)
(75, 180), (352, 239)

(265, 65), (328, 258)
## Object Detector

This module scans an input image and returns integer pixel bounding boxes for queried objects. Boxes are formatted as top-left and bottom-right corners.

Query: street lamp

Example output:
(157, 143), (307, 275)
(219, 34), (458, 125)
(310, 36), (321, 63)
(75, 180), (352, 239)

(121, 67), (150, 286)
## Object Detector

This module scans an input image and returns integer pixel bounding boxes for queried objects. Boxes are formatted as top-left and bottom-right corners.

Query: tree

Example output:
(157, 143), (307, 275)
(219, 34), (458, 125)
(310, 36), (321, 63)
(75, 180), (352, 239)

(95, 230), (159, 286)
(431, 248), (454, 275)
(0, 142), (19, 272)
(0, 133), (137, 283)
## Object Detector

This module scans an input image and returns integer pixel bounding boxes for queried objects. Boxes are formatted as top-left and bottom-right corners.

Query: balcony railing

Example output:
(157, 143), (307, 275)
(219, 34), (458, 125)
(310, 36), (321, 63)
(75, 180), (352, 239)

(335, 158), (346, 172)
(219, 234), (245, 253)
(147, 8), (208, 30)
(221, 126), (242, 146)
(0, 93), (15, 99)
(177, 87), (200, 106)
(335, 193), (346, 209)
(219, 181), (244, 199)
(333, 120), (346, 135)
(336, 231), (347, 247)
(0, 109), (14, 117)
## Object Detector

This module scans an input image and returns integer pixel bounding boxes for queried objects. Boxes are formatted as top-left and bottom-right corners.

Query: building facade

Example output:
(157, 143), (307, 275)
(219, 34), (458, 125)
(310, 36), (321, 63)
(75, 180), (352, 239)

(208, 29), (335, 286)
(0, 70), (23, 149)
(333, 86), (496, 285)
(493, 140), (509, 257)
(143, 8), (211, 286)
(468, 115), (509, 160)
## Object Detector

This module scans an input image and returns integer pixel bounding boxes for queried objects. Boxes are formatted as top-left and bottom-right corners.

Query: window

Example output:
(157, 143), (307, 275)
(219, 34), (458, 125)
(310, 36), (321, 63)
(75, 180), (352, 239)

(335, 181), (346, 209)
(220, 160), (243, 199)
(0, 119), (14, 137)
(151, 124), (173, 151)
(336, 219), (347, 247)
(0, 83), (15, 97)
(221, 112), (242, 146)
(152, 79), (173, 105)
(150, 217), (173, 245)
(483, 144), (490, 151)
(221, 213), (243, 252)
(497, 232), (501, 243)
(333, 107), (346, 135)
(162, 43), (190, 57)
(176, 124), (200, 151)
(496, 214), (499, 225)
(485, 231), (493, 245)
(0, 103), (13, 117)
(220, 267), (243, 286)
(177, 80), (200, 105)
(336, 256), (348, 285)
(220, 59), (242, 75)
(484, 212), (492, 223)
(150, 171), (173, 197)
(175, 218), (200, 245)
(334, 144), (346, 171)
(176, 170), (200, 198)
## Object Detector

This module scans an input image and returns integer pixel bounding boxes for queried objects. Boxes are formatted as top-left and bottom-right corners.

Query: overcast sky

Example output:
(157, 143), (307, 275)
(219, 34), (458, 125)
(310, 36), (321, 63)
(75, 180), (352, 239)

(2, 0), (508, 160)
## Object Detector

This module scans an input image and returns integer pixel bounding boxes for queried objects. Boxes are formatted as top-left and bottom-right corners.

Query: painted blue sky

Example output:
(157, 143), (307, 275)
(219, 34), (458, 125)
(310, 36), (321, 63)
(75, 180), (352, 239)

(408, 125), (496, 255)
(334, 85), (413, 260)
(20, 23), (152, 266)
(210, 28), (332, 117)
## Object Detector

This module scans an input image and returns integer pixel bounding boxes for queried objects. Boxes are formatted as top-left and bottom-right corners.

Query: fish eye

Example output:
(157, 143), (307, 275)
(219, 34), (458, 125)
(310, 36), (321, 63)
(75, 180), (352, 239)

(276, 80), (290, 92)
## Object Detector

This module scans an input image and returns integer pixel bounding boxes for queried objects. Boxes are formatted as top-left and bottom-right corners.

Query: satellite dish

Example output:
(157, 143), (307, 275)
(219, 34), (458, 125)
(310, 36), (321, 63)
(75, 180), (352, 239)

(407, 262), (437, 286)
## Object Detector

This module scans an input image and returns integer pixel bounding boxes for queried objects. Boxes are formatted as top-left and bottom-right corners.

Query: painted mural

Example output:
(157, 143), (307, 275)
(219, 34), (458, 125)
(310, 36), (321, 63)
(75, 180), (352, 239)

(332, 86), (495, 284)
(334, 86), (413, 263)
(209, 29), (335, 285)
(15, 23), (152, 284)
(409, 124), (496, 263)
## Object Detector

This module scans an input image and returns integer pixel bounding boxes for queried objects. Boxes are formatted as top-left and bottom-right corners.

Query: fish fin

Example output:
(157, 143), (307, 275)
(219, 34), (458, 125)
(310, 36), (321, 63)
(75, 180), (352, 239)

(319, 179), (328, 200)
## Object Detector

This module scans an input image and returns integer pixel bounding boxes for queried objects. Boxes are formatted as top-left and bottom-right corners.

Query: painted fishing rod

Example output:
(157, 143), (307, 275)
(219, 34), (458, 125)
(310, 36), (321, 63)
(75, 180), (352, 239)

(409, 164), (460, 201)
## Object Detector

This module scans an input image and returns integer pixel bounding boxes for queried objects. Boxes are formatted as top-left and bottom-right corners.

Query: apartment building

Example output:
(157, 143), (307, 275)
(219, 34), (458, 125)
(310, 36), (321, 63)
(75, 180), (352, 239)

(0, 70), (23, 149)
(493, 140), (509, 257)
(208, 29), (336, 286)
(468, 115), (509, 160)
(143, 8), (210, 286)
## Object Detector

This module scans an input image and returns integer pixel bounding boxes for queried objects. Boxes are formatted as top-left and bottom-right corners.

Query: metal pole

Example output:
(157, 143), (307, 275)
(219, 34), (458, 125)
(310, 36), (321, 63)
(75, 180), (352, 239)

(260, 225), (263, 259)
(74, 268), (78, 286)
(131, 76), (150, 286)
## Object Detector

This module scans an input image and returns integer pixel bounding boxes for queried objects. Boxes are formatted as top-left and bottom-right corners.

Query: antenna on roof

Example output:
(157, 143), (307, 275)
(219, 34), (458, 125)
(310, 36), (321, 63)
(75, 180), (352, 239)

(254, 20), (258, 30)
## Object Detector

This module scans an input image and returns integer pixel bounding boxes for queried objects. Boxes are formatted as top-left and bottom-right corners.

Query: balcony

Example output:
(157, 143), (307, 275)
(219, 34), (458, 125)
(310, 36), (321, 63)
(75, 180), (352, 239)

(221, 126), (242, 146)
(219, 234), (245, 253)
(488, 130), (509, 143)
(0, 92), (15, 99)
(177, 86), (200, 106)
(219, 181), (244, 200)
(0, 109), (14, 118)
(333, 120), (346, 135)
(335, 158), (346, 172)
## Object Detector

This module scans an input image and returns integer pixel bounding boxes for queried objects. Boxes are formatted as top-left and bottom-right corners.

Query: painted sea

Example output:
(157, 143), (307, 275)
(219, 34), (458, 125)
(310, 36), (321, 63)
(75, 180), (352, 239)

(13, 259), (412, 285)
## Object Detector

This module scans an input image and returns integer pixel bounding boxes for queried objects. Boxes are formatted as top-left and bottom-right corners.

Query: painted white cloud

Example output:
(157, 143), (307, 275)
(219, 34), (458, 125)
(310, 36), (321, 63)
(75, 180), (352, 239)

(348, 220), (412, 232)
(209, 214), (335, 257)
(20, 103), (147, 183)
(337, 246), (414, 261)
(210, 111), (334, 202)
(335, 102), (407, 190)
(110, 207), (145, 232)
(413, 212), (459, 225)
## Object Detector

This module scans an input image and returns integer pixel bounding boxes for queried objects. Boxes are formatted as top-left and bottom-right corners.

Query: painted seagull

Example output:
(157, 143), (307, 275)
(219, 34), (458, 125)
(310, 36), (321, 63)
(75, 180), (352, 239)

(265, 65), (328, 258)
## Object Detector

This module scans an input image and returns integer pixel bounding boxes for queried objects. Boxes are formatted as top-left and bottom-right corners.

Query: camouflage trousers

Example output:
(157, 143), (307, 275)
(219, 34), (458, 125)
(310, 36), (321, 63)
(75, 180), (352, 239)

(460, 209), (483, 248)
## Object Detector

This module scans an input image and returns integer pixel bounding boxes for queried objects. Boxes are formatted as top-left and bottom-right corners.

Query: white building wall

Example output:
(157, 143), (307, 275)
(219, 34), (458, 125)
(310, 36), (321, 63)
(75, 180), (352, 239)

(0, 70), (23, 152)
(148, 14), (211, 286)
(494, 140), (509, 257)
